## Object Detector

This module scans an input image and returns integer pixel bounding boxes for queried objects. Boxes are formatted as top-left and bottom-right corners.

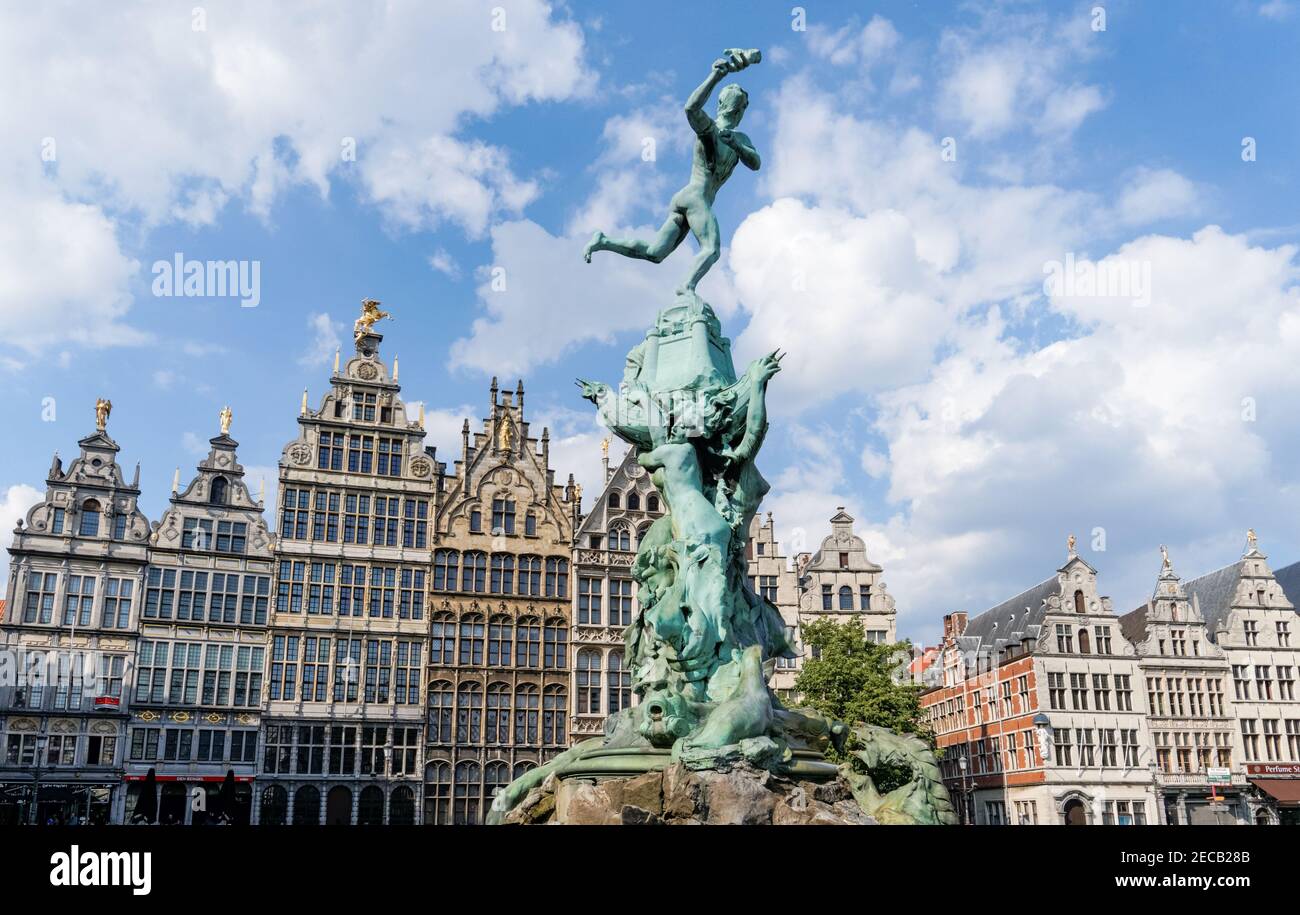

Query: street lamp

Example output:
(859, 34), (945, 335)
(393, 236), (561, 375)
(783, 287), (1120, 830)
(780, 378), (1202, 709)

(957, 754), (970, 824)
(28, 734), (48, 826)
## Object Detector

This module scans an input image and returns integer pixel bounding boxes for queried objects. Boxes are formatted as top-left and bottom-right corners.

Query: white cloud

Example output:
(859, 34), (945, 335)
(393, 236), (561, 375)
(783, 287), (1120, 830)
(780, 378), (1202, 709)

(868, 227), (1300, 639)
(937, 10), (1103, 141)
(0, 179), (145, 354)
(0, 483), (43, 586)
(807, 15), (901, 67)
(428, 249), (461, 280)
(153, 370), (176, 389)
(1259, 0), (1293, 21)
(1115, 167), (1200, 226)
(0, 1), (593, 354)
(299, 313), (342, 368)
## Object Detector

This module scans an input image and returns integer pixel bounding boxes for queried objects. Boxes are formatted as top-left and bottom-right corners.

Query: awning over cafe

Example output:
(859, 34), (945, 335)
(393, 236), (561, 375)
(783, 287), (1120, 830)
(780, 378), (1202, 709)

(1250, 778), (1300, 805)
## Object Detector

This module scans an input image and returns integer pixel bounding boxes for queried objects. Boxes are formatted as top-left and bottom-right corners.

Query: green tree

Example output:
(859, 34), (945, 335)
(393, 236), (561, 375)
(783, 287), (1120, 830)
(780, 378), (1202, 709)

(793, 618), (931, 748)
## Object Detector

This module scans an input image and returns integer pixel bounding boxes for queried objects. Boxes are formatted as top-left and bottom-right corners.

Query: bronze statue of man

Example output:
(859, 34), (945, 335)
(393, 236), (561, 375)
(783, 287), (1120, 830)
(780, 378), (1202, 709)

(583, 49), (761, 294)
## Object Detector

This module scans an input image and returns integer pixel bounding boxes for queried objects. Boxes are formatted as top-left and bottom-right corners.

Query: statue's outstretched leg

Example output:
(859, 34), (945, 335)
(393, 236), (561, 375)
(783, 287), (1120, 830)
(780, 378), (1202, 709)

(584, 212), (688, 264)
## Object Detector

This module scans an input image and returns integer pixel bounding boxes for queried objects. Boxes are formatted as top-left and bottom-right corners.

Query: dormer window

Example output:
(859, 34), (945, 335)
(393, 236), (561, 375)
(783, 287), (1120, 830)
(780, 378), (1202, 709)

(647, 494), (659, 513)
(608, 492), (620, 509)
(210, 476), (229, 506)
(51, 508), (65, 534)
(627, 492), (640, 511)
(1074, 590), (1085, 614)
(79, 499), (101, 536)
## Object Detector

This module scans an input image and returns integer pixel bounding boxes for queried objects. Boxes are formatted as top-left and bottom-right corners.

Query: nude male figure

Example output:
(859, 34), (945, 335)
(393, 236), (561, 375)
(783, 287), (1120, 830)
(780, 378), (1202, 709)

(583, 50), (761, 294)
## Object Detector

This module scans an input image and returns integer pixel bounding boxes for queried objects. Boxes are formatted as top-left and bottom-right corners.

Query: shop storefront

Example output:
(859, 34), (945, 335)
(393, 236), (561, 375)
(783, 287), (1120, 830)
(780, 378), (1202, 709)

(0, 781), (114, 825)
(1247, 763), (1300, 825)
(122, 775), (253, 825)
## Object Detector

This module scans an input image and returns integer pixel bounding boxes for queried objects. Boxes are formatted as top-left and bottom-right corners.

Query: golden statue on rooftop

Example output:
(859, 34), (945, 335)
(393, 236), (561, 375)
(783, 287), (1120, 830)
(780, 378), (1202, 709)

(354, 298), (392, 342)
(95, 397), (112, 432)
(219, 405), (233, 435)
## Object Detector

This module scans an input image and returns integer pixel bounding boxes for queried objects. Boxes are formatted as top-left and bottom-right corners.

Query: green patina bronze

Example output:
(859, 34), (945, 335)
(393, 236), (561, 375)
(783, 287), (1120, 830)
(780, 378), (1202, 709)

(488, 51), (956, 826)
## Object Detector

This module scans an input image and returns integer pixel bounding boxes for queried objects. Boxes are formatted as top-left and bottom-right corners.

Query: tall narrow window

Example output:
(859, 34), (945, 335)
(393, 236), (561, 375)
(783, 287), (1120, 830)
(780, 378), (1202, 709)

(210, 477), (228, 505)
(79, 500), (101, 537)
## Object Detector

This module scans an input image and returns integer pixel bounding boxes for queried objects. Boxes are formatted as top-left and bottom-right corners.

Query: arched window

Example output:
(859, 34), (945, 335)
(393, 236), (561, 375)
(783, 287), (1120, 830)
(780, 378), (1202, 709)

(424, 762), (451, 825)
(839, 586), (853, 610)
(430, 614), (456, 665)
(637, 523), (652, 547)
(607, 492), (621, 509)
(458, 614), (484, 665)
(389, 786), (415, 825)
(260, 785), (287, 826)
(577, 650), (602, 714)
(545, 558), (569, 598)
(1074, 590), (1085, 614)
(433, 549), (459, 591)
(456, 682), (483, 742)
(453, 762), (482, 825)
(512, 761), (536, 781)
(518, 555), (542, 596)
(485, 761), (510, 804)
(543, 685), (567, 745)
(210, 476), (228, 506)
(609, 651), (631, 714)
(610, 526), (631, 552)
(428, 680), (454, 743)
(514, 684), (539, 745)
(79, 499), (101, 537)
(626, 492), (640, 511)
(486, 681), (512, 744)
(488, 615), (513, 666)
(1078, 628), (1091, 654)
(292, 785), (320, 825)
(490, 554), (515, 594)
(543, 619), (568, 669)
(515, 617), (541, 667)
(461, 551), (487, 592)
(325, 786), (352, 826)
(358, 785), (384, 825)
(647, 494), (660, 513)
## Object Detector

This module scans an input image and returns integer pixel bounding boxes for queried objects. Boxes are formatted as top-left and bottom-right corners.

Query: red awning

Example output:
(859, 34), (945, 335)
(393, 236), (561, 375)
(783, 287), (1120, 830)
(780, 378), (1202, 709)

(1250, 779), (1300, 804)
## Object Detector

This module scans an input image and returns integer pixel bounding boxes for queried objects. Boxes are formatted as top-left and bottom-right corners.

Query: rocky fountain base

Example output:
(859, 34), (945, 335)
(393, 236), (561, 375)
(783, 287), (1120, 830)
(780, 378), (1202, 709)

(502, 758), (876, 826)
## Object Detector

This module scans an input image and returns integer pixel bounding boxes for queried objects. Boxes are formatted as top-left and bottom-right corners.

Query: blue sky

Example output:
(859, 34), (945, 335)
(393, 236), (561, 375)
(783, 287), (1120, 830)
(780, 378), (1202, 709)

(4, 1), (1300, 643)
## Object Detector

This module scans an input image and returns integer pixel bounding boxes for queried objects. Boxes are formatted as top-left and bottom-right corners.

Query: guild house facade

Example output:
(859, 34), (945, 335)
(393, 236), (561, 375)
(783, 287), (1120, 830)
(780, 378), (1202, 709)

(424, 378), (578, 825)
(922, 539), (1158, 826)
(0, 407), (150, 825)
(258, 327), (434, 826)
(120, 418), (275, 825)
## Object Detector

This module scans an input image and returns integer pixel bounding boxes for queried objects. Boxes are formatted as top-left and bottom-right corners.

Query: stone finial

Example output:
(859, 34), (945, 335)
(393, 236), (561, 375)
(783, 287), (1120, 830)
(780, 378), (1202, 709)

(300, 388), (308, 416)
(172, 467), (180, 494)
